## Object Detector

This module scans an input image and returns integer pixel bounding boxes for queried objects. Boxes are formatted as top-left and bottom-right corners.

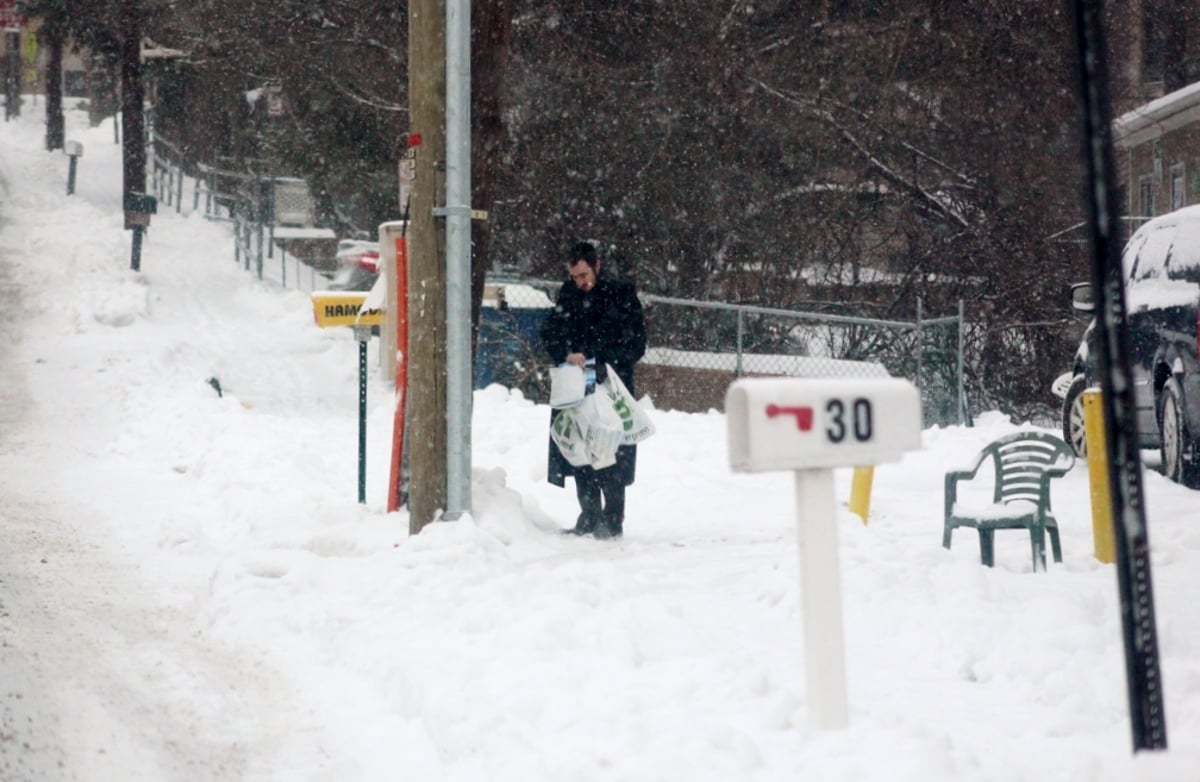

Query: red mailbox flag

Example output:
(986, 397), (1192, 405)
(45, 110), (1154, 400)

(766, 404), (814, 432)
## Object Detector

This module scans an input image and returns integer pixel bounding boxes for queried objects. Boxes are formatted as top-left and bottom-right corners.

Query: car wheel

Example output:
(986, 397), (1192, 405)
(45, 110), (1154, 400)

(1061, 375), (1089, 458)
(1159, 379), (1200, 488)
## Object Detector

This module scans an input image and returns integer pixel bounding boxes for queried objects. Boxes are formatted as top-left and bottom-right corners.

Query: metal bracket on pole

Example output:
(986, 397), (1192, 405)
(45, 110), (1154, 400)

(432, 205), (489, 220)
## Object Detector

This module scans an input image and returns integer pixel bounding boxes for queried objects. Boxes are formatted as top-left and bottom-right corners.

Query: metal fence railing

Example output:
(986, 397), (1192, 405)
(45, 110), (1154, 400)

(194, 158), (253, 223)
(147, 121), (334, 292)
(483, 277), (967, 426)
(148, 131), (187, 214)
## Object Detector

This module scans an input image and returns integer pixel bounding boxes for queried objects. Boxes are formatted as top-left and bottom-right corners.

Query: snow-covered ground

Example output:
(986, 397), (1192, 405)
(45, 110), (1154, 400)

(2, 102), (1199, 781)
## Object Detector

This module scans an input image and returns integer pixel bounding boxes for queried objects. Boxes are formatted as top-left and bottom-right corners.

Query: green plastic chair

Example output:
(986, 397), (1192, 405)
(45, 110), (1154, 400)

(942, 431), (1076, 571)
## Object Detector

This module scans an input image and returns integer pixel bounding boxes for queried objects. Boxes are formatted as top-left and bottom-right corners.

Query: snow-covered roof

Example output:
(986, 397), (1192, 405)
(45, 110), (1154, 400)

(1112, 80), (1200, 148)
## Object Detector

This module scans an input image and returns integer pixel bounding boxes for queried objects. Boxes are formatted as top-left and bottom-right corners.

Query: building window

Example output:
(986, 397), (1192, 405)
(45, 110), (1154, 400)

(1139, 176), (1154, 219)
(1171, 164), (1186, 210)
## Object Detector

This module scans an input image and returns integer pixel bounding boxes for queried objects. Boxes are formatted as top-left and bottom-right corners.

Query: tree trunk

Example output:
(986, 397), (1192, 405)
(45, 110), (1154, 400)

(119, 0), (144, 201)
(44, 21), (64, 151)
(469, 0), (514, 350)
(3, 31), (18, 119)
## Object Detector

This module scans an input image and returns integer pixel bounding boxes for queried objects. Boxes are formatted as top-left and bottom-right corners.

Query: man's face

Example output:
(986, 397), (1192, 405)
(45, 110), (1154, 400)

(569, 259), (599, 292)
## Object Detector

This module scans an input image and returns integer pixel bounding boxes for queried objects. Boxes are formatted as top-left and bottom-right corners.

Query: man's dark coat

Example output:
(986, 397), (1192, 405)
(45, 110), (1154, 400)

(540, 275), (647, 488)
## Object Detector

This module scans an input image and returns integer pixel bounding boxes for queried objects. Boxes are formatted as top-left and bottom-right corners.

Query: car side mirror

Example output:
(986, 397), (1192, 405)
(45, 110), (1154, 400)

(1070, 282), (1095, 313)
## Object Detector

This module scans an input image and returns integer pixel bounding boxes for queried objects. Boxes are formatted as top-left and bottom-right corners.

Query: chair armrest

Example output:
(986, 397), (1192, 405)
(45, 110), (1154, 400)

(944, 450), (988, 520)
(944, 470), (974, 519)
(1035, 463), (1075, 512)
(950, 448), (989, 481)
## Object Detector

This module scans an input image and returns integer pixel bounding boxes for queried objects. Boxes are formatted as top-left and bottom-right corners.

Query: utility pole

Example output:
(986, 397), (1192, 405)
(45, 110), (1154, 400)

(407, 0), (448, 533)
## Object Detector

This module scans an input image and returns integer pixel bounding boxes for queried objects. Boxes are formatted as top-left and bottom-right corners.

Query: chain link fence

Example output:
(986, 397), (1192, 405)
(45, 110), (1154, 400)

(143, 120), (967, 425)
(480, 277), (966, 427)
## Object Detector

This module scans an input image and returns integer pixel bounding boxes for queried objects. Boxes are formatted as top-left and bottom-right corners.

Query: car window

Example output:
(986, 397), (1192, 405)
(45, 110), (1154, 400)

(1127, 222), (1175, 283)
(1166, 215), (1200, 282)
(1122, 209), (1200, 310)
(1126, 275), (1198, 311)
(1122, 225), (1153, 283)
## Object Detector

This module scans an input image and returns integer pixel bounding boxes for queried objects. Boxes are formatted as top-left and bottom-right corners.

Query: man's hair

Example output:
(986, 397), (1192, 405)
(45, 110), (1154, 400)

(569, 241), (598, 268)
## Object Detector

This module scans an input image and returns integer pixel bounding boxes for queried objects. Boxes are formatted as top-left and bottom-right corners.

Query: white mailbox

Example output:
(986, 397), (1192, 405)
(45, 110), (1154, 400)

(726, 377), (922, 472)
(725, 376), (922, 732)
(64, 140), (84, 158)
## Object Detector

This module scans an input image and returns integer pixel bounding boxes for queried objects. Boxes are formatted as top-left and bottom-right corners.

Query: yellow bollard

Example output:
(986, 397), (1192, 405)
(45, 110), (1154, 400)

(1082, 389), (1115, 563)
(848, 466), (875, 525)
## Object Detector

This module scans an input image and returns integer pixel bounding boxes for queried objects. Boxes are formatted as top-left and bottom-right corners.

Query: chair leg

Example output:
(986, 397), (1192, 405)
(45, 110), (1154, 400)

(1030, 527), (1047, 572)
(978, 529), (995, 567)
(1048, 525), (1063, 563)
(942, 524), (954, 550)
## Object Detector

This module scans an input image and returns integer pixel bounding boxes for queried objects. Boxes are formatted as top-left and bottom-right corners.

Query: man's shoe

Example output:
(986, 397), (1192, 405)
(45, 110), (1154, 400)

(592, 514), (623, 540)
(562, 512), (598, 536)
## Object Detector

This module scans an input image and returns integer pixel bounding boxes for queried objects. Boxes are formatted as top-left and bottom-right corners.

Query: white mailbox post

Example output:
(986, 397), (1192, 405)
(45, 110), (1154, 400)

(726, 377), (922, 730)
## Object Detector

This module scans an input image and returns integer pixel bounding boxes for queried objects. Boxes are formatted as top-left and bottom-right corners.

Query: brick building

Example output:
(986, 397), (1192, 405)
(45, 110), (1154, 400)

(1108, 0), (1200, 222)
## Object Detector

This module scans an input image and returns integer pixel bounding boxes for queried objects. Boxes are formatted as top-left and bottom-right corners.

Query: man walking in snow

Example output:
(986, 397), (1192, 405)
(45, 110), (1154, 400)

(541, 241), (646, 539)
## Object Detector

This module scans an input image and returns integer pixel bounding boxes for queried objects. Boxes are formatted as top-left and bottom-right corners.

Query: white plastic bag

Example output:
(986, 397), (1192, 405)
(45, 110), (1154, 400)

(599, 364), (655, 445)
(550, 394), (623, 469)
(584, 394), (623, 469)
(549, 363), (586, 409)
(550, 365), (653, 469)
(550, 402), (591, 466)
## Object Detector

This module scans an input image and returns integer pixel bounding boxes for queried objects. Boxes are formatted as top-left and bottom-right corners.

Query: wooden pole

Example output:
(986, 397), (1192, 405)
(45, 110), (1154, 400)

(407, 0), (448, 533)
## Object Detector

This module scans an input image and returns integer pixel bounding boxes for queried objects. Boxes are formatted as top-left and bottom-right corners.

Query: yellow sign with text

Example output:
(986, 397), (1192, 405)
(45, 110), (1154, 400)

(310, 292), (386, 328)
